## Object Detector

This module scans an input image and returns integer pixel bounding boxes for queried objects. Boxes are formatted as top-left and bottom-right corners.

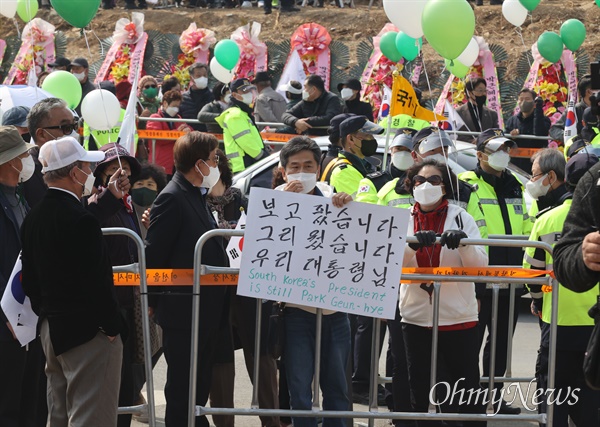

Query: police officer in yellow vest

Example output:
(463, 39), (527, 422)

(525, 149), (568, 223)
(328, 115), (383, 196)
(376, 128), (487, 240)
(355, 128), (416, 205)
(458, 128), (531, 415)
(215, 78), (269, 173)
(523, 152), (600, 425)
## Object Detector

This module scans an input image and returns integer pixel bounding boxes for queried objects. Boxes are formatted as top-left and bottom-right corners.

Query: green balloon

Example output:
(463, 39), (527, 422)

(537, 31), (564, 63)
(519, 0), (541, 12)
(560, 19), (586, 52)
(380, 31), (402, 63)
(50, 0), (100, 28)
(422, 0), (475, 60)
(41, 71), (82, 109)
(445, 58), (469, 79)
(395, 32), (422, 62)
(17, 0), (37, 22)
(214, 40), (240, 71)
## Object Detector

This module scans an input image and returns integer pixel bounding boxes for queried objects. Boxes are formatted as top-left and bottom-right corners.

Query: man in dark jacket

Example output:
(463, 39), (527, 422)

(70, 57), (95, 117)
(505, 89), (551, 174)
(281, 74), (342, 136)
(0, 126), (47, 427)
(554, 158), (600, 292)
(549, 75), (593, 144)
(338, 79), (374, 121)
(180, 63), (214, 132)
(21, 136), (127, 426)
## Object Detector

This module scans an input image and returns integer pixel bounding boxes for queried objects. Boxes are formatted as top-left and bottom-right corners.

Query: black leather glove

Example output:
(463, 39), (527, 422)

(534, 96), (544, 108)
(408, 230), (437, 251)
(440, 229), (468, 250)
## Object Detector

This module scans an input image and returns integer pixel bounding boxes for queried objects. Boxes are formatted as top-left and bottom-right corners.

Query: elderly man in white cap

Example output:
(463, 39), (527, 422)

(20, 136), (128, 427)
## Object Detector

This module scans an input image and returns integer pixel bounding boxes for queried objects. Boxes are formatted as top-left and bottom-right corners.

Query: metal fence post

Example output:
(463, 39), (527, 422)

(487, 284), (500, 413)
(427, 282), (442, 414)
(102, 227), (156, 427)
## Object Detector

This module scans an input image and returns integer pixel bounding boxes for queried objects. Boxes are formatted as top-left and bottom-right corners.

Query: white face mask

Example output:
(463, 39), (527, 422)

(72, 72), (86, 82)
(194, 77), (208, 89)
(341, 88), (354, 101)
(487, 150), (511, 171)
(286, 172), (317, 194)
(196, 160), (221, 190)
(224, 94), (231, 103)
(75, 167), (95, 197)
(526, 174), (551, 200)
(425, 153), (447, 164)
(165, 106), (179, 117)
(240, 92), (254, 106)
(302, 90), (310, 101)
(413, 181), (444, 207)
(391, 151), (414, 171)
(15, 155), (35, 183)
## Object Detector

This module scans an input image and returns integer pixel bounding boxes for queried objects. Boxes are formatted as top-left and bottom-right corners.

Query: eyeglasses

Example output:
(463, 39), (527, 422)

(530, 172), (546, 181)
(42, 122), (79, 135)
(413, 175), (443, 186)
(143, 85), (157, 89)
(208, 155), (220, 164)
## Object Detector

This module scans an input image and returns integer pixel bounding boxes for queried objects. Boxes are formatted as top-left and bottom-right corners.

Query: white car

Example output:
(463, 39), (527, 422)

(232, 135), (531, 207)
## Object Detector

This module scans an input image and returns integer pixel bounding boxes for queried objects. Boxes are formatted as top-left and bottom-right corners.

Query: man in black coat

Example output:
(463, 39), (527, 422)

(21, 136), (127, 426)
(180, 63), (214, 132)
(504, 89), (551, 174)
(281, 74), (343, 136)
(145, 131), (229, 427)
(338, 79), (374, 121)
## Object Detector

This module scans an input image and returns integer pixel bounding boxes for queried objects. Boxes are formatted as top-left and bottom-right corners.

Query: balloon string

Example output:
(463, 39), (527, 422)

(515, 27), (532, 68)
(13, 18), (21, 39)
(421, 52), (434, 99)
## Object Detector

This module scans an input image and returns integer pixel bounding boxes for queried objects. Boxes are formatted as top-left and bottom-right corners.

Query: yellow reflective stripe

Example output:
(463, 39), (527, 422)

(232, 129), (251, 139)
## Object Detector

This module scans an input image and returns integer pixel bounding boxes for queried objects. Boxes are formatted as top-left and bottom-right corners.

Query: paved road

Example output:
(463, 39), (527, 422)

(132, 300), (541, 427)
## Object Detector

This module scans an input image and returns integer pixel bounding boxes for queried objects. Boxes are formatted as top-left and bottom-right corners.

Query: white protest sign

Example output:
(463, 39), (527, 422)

(237, 188), (410, 319)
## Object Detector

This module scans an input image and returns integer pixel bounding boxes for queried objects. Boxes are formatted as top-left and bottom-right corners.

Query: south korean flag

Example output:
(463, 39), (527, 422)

(226, 211), (246, 268)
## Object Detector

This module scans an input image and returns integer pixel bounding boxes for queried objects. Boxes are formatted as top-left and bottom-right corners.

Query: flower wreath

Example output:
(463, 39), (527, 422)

(232, 22), (267, 81)
(164, 23), (216, 88)
(4, 18), (55, 85)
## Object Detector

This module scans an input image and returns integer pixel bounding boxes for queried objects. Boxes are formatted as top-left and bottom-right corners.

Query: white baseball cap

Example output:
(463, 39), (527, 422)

(39, 136), (105, 173)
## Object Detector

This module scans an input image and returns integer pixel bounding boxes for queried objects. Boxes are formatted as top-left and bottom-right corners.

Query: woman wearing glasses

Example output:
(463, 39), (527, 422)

(399, 159), (488, 426)
(145, 132), (229, 427)
(146, 90), (193, 178)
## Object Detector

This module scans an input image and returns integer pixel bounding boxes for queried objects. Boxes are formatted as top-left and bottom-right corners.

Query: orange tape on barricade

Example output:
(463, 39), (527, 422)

(261, 133), (298, 143)
(113, 270), (237, 286)
(113, 267), (552, 286)
(137, 130), (189, 140)
(511, 148), (542, 158)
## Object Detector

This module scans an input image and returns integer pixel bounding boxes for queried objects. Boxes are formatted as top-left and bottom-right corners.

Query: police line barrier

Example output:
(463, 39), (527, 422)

(136, 117), (549, 160)
(101, 227), (157, 427)
(186, 230), (558, 427)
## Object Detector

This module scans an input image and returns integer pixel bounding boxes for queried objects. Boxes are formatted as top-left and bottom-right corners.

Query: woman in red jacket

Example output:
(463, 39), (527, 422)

(146, 90), (192, 177)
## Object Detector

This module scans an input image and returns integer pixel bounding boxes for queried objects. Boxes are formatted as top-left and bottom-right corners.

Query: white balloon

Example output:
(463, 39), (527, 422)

(383, 0), (428, 39)
(502, 0), (528, 27)
(210, 57), (234, 84)
(456, 38), (479, 67)
(0, 0), (18, 18)
(81, 89), (121, 131)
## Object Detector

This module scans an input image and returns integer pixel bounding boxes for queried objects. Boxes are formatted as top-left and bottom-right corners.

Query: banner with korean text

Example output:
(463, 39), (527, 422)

(237, 188), (410, 319)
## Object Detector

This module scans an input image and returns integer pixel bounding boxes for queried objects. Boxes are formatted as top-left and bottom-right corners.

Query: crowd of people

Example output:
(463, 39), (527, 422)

(2, 49), (600, 427)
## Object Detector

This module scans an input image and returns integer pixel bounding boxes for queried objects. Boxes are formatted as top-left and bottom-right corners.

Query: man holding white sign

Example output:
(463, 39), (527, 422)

(239, 136), (409, 427)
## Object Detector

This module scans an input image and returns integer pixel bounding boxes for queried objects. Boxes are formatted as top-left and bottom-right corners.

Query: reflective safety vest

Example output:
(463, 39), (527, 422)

(83, 109), (135, 150)
(329, 153), (367, 197)
(458, 170), (532, 237)
(523, 199), (598, 326)
(215, 107), (264, 173)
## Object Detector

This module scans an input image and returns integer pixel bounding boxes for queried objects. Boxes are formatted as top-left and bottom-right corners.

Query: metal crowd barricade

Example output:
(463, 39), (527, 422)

(186, 230), (559, 427)
(101, 227), (157, 427)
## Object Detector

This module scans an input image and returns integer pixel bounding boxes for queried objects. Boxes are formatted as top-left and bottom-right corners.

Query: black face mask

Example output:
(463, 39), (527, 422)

(131, 187), (158, 207)
(360, 139), (378, 157)
(21, 133), (32, 142)
(475, 95), (487, 108)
